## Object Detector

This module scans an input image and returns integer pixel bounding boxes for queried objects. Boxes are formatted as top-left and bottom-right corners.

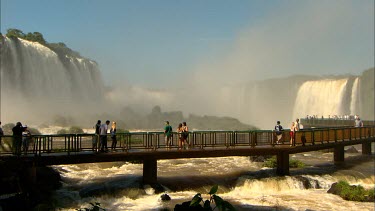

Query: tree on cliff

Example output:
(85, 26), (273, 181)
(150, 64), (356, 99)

(5, 28), (84, 59)
(24, 32), (46, 45)
(6, 28), (25, 39)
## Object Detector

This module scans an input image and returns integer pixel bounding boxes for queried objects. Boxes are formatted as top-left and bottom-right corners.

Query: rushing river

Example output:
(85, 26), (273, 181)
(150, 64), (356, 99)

(52, 144), (375, 211)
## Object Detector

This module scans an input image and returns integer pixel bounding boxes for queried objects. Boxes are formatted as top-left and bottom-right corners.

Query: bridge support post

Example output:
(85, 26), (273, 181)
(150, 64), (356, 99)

(143, 159), (157, 184)
(276, 152), (289, 175)
(334, 145), (344, 163)
(362, 142), (372, 155)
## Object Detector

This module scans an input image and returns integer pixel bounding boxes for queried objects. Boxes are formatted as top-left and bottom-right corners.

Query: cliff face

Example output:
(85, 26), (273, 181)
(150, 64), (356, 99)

(359, 68), (375, 120)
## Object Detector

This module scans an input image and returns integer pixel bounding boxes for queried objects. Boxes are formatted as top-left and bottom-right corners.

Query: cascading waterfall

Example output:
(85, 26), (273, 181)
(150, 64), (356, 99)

(0, 36), (105, 122)
(0, 37), (104, 101)
(350, 77), (360, 115)
(292, 78), (356, 118)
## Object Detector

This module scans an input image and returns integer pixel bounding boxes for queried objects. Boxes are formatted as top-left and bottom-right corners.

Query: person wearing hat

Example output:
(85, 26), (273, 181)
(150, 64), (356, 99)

(22, 125), (32, 155)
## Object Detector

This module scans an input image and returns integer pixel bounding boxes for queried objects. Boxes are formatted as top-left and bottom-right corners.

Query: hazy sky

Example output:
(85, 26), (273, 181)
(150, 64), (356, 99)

(1, 0), (374, 87)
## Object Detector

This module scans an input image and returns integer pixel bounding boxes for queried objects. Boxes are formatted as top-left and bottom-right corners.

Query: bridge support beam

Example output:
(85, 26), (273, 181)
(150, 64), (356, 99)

(334, 145), (344, 163)
(276, 152), (289, 175)
(362, 142), (372, 155)
(143, 159), (157, 184)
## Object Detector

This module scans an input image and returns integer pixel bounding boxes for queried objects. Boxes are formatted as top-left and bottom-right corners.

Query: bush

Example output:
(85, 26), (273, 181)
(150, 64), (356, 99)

(28, 127), (41, 135)
(2, 123), (15, 135)
(56, 126), (84, 134)
(56, 129), (68, 134)
(334, 180), (375, 202)
(263, 157), (305, 168)
(69, 126), (84, 134)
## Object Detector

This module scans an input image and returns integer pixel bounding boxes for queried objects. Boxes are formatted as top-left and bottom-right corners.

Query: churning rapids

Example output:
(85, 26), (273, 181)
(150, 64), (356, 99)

(51, 144), (375, 211)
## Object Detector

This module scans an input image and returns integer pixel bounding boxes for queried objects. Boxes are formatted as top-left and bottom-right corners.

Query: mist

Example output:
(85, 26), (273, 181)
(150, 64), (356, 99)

(1, 1), (373, 130)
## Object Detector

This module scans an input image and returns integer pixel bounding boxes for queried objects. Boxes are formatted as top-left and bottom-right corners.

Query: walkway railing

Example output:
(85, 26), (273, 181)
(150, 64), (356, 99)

(0, 126), (374, 156)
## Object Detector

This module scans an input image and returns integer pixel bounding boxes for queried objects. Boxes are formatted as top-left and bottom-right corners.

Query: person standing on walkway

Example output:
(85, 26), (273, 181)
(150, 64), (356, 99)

(164, 121), (173, 150)
(110, 121), (117, 151)
(295, 118), (301, 131)
(177, 123), (183, 150)
(12, 122), (23, 156)
(274, 121), (284, 144)
(289, 122), (296, 146)
(99, 120), (110, 152)
(182, 122), (189, 149)
(0, 121), (4, 144)
(22, 125), (32, 155)
(93, 120), (101, 152)
(354, 117), (363, 127)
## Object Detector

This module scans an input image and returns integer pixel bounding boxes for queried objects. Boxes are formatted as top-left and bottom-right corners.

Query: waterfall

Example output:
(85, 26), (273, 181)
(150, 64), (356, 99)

(0, 37), (105, 100)
(0, 36), (106, 123)
(292, 79), (350, 118)
(350, 77), (360, 115)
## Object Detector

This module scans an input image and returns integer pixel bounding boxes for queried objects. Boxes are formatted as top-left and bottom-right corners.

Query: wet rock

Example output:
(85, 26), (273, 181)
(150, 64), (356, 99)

(345, 146), (358, 153)
(174, 201), (205, 211)
(327, 182), (339, 194)
(160, 193), (171, 201)
(295, 176), (313, 189)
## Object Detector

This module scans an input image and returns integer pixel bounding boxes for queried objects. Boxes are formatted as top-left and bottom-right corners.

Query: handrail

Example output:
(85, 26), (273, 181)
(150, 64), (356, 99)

(0, 126), (374, 156)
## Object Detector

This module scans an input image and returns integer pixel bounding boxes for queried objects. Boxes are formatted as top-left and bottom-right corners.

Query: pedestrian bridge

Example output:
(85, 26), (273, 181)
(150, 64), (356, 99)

(0, 126), (374, 184)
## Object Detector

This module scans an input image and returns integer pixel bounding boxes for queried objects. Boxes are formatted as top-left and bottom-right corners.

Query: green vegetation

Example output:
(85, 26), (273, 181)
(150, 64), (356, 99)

(4, 28), (84, 59)
(332, 181), (374, 202)
(28, 127), (41, 135)
(2, 123), (15, 135)
(6, 28), (46, 44)
(57, 126), (84, 134)
(0, 123), (40, 135)
(119, 105), (257, 130)
(69, 126), (84, 134)
(263, 156), (305, 168)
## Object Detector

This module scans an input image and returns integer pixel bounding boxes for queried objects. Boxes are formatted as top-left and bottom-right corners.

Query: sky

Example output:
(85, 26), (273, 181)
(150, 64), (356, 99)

(1, 0), (374, 88)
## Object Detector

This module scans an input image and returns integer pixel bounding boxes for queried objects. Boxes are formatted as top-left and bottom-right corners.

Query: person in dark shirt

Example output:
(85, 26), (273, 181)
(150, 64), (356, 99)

(93, 120), (101, 152)
(12, 122), (23, 156)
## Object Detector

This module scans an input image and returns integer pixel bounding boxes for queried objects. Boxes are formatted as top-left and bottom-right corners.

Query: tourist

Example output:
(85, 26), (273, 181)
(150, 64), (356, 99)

(99, 120), (110, 152)
(0, 121), (4, 144)
(12, 122), (23, 156)
(110, 121), (117, 151)
(22, 125), (32, 155)
(177, 123), (183, 150)
(295, 118), (301, 131)
(289, 122), (296, 146)
(354, 117), (363, 127)
(93, 120), (101, 152)
(182, 122), (189, 149)
(274, 121), (284, 144)
(164, 121), (173, 150)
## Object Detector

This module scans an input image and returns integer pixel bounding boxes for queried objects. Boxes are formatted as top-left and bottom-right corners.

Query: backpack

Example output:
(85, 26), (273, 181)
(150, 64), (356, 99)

(275, 125), (283, 135)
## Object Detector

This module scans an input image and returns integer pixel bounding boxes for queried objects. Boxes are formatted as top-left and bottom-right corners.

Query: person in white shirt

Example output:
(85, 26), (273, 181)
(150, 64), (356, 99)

(99, 120), (110, 152)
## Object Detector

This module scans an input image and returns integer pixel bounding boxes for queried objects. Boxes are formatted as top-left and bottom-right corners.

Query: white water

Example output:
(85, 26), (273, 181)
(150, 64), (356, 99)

(53, 148), (375, 211)
(350, 78), (360, 116)
(293, 79), (350, 118)
(0, 37), (105, 123)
